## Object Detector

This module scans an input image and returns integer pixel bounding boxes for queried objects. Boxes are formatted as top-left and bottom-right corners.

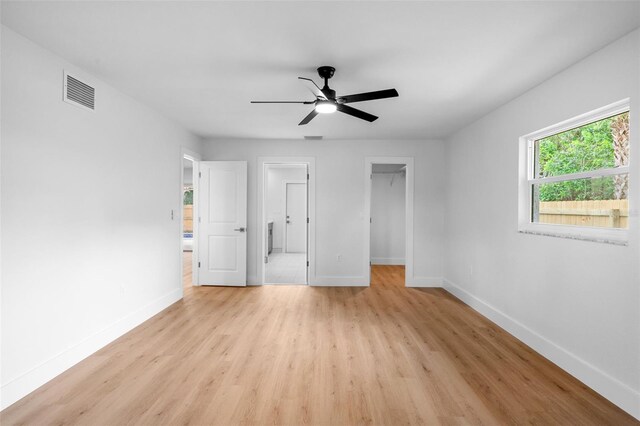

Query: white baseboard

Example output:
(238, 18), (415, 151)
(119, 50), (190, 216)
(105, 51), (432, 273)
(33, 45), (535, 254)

(406, 276), (442, 287)
(311, 275), (368, 287)
(371, 257), (405, 265)
(0, 288), (182, 411)
(443, 279), (640, 420)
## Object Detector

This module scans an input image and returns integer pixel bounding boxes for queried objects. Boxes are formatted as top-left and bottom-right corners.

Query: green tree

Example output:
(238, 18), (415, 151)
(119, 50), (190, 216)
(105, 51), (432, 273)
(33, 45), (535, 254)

(183, 189), (193, 205)
(536, 112), (628, 202)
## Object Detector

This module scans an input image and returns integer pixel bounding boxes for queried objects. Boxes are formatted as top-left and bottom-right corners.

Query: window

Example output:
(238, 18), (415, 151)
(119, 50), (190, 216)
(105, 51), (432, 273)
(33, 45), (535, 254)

(519, 99), (630, 243)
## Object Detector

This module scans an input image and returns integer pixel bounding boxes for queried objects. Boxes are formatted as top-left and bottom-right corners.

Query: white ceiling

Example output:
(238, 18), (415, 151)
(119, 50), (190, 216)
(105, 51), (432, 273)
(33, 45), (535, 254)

(2, 1), (639, 140)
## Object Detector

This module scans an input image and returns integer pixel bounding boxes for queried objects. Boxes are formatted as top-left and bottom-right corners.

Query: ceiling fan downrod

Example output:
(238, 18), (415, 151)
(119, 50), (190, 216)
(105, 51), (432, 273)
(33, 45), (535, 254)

(317, 66), (336, 100)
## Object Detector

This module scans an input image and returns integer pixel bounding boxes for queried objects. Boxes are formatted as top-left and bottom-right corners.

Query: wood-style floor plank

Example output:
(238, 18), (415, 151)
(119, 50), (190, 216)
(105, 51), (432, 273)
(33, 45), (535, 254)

(2, 264), (637, 425)
(183, 250), (193, 289)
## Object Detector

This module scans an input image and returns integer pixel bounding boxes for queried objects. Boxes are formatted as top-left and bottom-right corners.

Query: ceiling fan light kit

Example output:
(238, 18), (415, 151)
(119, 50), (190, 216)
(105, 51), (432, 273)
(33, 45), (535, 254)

(315, 100), (337, 114)
(251, 66), (398, 125)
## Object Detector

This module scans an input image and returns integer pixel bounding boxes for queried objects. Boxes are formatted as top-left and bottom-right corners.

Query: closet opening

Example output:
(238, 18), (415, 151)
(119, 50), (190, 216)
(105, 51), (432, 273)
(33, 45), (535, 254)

(365, 157), (413, 288)
(369, 164), (407, 288)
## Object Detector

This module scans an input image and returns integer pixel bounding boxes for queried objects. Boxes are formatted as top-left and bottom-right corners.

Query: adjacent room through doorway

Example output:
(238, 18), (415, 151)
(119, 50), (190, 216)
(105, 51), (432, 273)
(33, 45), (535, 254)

(182, 157), (194, 289)
(264, 164), (308, 284)
(370, 163), (406, 288)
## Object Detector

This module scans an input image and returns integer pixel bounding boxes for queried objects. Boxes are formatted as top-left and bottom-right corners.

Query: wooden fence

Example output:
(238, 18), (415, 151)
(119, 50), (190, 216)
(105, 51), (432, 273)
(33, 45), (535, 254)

(183, 205), (193, 233)
(539, 199), (628, 228)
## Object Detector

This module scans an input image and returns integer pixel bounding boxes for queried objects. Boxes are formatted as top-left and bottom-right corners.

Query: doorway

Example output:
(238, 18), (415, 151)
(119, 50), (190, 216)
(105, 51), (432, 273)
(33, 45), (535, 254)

(182, 156), (195, 290)
(181, 149), (202, 289)
(370, 164), (406, 288)
(263, 164), (308, 284)
(364, 157), (414, 287)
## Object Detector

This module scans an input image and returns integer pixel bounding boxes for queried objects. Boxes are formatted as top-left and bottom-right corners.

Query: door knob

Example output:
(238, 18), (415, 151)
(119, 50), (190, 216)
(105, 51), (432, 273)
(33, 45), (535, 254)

(234, 227), (246, 232)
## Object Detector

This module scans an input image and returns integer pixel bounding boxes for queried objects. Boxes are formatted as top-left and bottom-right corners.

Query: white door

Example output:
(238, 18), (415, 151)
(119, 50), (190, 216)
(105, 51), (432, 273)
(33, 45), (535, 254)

(285, 183), (307, 253)
(199, 161), (247, 286)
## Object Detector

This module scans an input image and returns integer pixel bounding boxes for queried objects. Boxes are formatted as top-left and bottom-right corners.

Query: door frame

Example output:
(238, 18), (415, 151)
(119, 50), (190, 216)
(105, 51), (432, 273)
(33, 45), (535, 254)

(257, 157), (316, 285)
(180, 148), (201, 291)
(283, 180), (307, 253)
(364, 156), (414, 287)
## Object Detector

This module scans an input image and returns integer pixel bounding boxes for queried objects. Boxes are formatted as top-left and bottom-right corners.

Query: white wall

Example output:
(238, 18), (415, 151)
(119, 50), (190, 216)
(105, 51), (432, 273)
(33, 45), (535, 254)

(444, 29), (640, 418)
(0, 27), (202, 409)
(183, 160), (194, 186)
(266, 166), (307, 251)
(371, 171), (405, 265)
(202, 139), (445, 286)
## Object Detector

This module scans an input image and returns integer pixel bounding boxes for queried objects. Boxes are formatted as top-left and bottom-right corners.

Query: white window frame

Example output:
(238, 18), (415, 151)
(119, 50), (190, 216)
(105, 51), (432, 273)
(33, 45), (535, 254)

(518, 99), (630, 245)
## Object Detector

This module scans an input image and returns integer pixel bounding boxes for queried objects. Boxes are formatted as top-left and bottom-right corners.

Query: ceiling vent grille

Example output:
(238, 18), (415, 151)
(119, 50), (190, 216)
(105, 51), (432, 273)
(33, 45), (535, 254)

(64, 71), (95, 111)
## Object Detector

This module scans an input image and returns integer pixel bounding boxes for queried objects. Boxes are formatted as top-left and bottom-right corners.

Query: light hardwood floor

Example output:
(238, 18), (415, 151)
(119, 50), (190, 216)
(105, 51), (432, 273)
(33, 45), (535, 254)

(2, 265), (637, 425)
(183, 251), (193, 289)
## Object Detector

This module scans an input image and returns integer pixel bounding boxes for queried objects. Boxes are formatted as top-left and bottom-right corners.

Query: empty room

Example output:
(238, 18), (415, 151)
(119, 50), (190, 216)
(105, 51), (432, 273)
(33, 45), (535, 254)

(1, 1), (639, 425)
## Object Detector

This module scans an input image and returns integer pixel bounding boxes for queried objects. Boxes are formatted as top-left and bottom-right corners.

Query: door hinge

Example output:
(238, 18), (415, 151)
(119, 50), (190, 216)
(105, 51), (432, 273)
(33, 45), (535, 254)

(370, 174), (372, 179)
(370, 217), (372, 223)
(306, 217), (309, 223)
(199, 172), (201, 178)
(198, 217), (201, 223)
(306, 261), (309, 267)
(307, 173), (309, 180)
(265, 256), (268, 264)
(198, 262), (201, 268)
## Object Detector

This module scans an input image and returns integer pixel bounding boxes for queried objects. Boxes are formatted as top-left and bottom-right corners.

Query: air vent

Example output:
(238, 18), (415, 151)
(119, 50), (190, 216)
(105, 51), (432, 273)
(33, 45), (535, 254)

(304, 136), (323, 140)
(63, 71), (95, 111)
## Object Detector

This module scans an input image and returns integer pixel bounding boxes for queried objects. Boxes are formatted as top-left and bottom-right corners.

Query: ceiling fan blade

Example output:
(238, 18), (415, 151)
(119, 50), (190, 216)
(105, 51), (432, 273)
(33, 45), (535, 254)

(337, 104), (378, 122)
(298, 109), (319, 125)
(298, 77), (328, 100)
(338, 89), (398, 104)
(251, 101), (314, 104)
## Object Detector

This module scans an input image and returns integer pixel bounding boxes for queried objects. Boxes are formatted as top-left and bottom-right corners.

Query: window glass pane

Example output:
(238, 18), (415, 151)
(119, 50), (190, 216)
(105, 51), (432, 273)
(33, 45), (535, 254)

(534, 112), (629, 178)
(531, 174), (628, 229)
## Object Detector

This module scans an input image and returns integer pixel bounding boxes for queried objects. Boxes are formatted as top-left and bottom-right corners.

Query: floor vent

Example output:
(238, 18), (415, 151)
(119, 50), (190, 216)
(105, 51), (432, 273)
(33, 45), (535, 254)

(304, 136), (323, 140)
(64, 71), (95, 111)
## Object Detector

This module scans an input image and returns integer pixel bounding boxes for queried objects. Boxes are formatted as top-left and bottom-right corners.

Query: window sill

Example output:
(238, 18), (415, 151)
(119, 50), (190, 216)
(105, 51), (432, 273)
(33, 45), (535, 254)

(518, 224), (628, 246)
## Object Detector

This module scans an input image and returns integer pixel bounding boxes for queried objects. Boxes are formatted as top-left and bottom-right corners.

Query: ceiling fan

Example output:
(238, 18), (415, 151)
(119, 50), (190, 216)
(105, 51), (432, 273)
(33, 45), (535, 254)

(251, 66), (399, 125)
